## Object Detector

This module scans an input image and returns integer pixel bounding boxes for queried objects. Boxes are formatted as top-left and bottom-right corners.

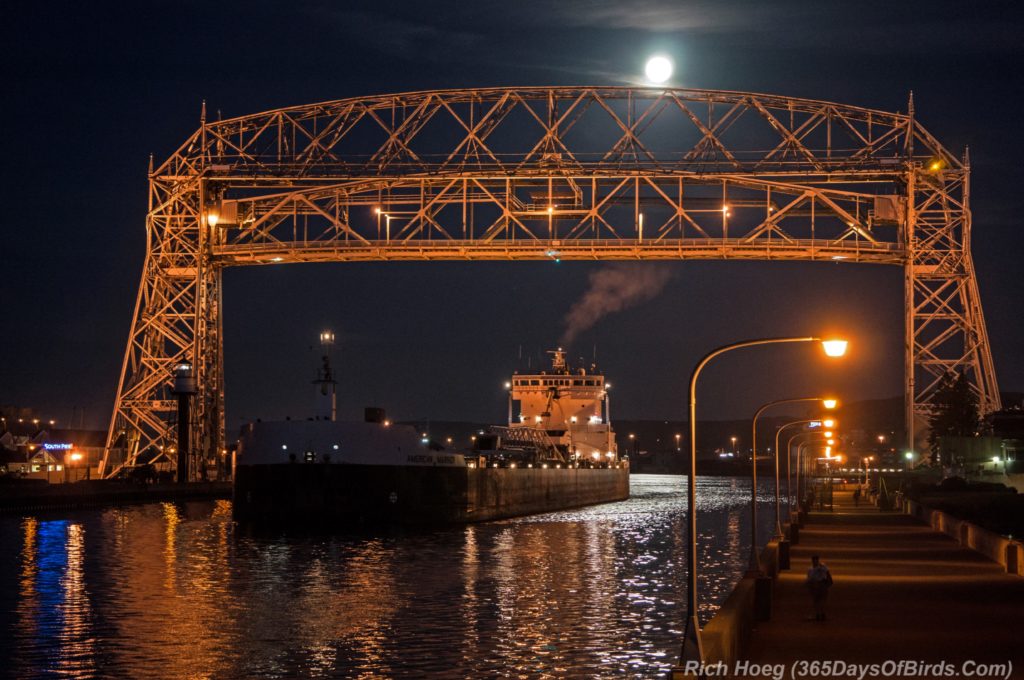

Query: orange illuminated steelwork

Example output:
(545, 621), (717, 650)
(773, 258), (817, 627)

(100, 87), (1000, 477)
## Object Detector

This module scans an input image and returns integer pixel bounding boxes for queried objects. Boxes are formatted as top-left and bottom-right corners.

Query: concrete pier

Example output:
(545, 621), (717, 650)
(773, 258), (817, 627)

(743, 490), (1024, 672)
(0, 480), (231, 512)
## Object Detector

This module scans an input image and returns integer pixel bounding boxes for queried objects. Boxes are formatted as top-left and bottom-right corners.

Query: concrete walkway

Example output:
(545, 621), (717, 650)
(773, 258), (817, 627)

(745, 490), (1024, 671)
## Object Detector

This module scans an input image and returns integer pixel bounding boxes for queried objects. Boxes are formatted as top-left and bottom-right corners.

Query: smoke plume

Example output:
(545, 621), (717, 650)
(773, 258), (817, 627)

(560, 264), (675, 345)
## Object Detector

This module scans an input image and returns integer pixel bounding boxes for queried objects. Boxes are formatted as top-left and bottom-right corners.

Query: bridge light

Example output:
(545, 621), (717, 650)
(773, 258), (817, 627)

(374, 207), (381, 214)
(822, 398), (838, 409)
(821, 339), (848, 357)
(206, 211), (219, 228)
(547, 206), (554, 214)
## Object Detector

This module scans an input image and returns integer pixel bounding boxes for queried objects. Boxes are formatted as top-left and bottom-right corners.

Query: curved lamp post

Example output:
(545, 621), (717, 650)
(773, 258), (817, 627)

(776, 418), (834, 516)
(796, 435), (832, 505)
(749, 398), (837, 563)
(680, 336), (847, 665)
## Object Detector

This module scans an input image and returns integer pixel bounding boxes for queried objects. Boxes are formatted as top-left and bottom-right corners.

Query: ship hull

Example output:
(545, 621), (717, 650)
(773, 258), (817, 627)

(233, 464), (630, 524)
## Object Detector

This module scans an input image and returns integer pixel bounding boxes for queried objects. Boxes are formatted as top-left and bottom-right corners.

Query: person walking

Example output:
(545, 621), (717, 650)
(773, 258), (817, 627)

(853, 487), (861, 506)
(806, 554), (833, 621)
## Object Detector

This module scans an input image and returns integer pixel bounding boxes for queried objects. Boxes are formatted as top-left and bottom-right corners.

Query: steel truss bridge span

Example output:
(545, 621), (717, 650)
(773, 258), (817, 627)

(99, 86), (999, 478)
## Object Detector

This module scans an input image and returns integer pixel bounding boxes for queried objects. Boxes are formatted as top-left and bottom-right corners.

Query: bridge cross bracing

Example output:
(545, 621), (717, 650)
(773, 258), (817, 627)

(99, 87), (1000, 478)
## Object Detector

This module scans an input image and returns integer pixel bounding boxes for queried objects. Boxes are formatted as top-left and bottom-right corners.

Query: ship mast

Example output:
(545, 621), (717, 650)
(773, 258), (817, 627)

(314, 330), (337, 421)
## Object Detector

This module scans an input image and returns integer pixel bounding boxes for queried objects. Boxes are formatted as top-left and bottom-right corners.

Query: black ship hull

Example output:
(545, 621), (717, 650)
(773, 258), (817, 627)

(233, 463), (629, 524)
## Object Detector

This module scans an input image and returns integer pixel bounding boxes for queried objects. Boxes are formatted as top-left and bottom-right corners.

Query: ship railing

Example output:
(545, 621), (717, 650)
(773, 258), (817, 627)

(487, 426), (565, 464)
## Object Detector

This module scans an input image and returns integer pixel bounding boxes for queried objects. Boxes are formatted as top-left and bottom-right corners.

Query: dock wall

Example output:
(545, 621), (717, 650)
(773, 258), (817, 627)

(698, 540), (782, 668)
(0, 481), (231, 513)
(903, 498), (1023, 576)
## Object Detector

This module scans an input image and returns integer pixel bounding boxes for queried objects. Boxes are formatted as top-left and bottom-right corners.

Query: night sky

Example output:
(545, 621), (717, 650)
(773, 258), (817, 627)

(2, 1), (1022, 435)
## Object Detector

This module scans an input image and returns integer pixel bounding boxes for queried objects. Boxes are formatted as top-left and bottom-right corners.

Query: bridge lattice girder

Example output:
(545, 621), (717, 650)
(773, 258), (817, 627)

(99, 87), (999, 477)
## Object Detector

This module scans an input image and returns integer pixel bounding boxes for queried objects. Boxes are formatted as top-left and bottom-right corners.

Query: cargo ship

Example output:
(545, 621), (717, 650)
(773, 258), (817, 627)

(233, 336), (629, 524)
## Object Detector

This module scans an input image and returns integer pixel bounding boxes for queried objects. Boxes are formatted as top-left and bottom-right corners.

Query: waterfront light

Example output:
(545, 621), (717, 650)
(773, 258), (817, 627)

(644, 55), (673, 83)
(752, 395), (843, 550)
(821, 339), (848, 357)
(682, 334), (849, 666)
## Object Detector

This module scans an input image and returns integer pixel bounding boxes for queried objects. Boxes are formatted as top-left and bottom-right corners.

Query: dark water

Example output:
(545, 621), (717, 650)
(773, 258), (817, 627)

(0, 475), (783, 679)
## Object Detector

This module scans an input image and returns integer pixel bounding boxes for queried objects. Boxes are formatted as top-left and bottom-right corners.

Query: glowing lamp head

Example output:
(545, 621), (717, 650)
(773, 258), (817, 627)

(905, 452), (914, 460)
(827, 439), (835, 446)
(69, 452), (83, 462)
(823, 418), (836, 428)
(824, 431), (833, 438)
(644, 55), (673, 83)
(821, 339), (848, 357)
(206, 211), (219, 228)
(822, 398), (838, 410)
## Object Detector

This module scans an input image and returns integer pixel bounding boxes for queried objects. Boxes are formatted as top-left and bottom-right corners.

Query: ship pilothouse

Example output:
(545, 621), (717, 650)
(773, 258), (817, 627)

(507, 349), (618, 465)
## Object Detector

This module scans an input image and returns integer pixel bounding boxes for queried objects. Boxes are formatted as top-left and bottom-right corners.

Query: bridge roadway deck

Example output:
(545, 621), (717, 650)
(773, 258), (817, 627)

(744, 491), (1023, 675)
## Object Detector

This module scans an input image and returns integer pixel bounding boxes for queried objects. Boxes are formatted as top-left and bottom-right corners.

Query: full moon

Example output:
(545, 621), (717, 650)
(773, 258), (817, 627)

(644, 56), (673, 83)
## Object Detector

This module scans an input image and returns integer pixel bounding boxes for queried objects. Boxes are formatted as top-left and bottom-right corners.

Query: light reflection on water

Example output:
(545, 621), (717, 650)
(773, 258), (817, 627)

(0, 475), (780, 678)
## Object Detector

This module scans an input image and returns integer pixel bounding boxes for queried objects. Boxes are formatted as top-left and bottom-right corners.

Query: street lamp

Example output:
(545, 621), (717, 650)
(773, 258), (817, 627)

(796, 437), (832, 506)
(67, 451), (83, 483)
(751, 397), (838, 567)
(680, 336), (848, 665)
(775, 420), (828, 516)
(862, 455), (874, 485)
